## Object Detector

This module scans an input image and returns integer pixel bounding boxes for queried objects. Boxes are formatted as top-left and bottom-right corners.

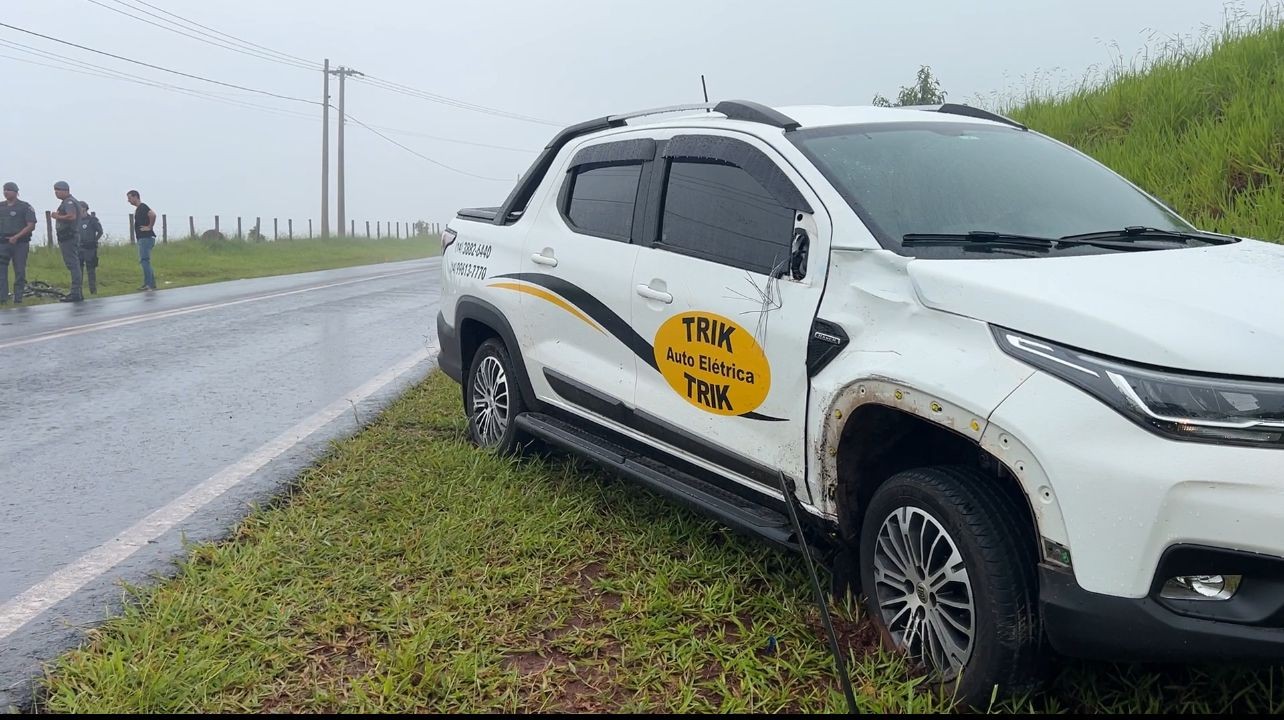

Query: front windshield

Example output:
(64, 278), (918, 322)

(791, 122), (1194, 255)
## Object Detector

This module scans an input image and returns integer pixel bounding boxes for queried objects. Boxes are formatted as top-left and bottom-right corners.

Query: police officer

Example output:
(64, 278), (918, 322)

(78, 201), (103, 295)
(1, 181), (37, 304)
(50, 180), (83, 302)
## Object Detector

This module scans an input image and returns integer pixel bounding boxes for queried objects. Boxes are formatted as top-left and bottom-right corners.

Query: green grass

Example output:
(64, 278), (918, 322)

(38, 372), (1283, 713)
(31, 10), (1284, 713)
(1002, 3), (1284, 242)
(7, 234), (438, 307)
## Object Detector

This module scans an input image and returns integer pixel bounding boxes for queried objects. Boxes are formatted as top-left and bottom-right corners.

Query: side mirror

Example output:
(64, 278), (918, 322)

(789, 228), (809, 280)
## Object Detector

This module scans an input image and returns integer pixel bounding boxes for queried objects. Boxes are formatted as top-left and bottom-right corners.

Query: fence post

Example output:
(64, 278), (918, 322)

(308, 219), (313, 237)
(215, 215), (220, 233)
(44, 210), (53, 248)
(129, 213), (136, 244)
(189, 215), (196, 238)
(237, 216), (242, 240)
(288, 219), (294, 239)
(350, 219), (354, 236)
(396, 221), (401, 238)
(365, 220), (371, 238)
(377, 221), (382, 238)
(255, 217), (261, 241)
(162, 214), (168, 243)
(274, 218), (279, 241)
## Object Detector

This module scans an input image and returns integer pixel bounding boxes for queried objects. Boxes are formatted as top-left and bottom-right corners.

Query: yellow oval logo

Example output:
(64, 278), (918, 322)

(653, 312), (771, 416)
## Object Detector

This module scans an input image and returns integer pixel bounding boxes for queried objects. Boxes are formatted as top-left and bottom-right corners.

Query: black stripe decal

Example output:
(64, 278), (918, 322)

(498, 272), (787, 422)
(495, 272), (658, 370)
(544, 368), (791, 488)
(741, 411), (788, 422)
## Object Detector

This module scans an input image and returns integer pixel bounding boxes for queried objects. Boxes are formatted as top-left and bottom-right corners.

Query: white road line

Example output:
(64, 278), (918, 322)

(0, 262), (438, 351)
(0, 346), (436, 642)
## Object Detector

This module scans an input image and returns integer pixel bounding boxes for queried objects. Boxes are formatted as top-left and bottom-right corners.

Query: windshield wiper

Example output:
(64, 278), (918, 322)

(902, 231), (1056, 251)
(1060, 226), (1237, 245)
(903, 228), (1202, 253)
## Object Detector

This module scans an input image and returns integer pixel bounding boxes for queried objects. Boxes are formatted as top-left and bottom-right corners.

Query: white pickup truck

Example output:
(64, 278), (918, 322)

(436, 99), (1284, 704)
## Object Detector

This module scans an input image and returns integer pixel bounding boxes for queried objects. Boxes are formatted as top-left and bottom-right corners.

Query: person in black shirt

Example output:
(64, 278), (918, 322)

(1, 181), (37, 303)
(127, 189), (157, 291)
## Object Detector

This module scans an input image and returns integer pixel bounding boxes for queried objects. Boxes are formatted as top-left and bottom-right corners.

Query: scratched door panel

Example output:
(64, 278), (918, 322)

(627, 132), (831, 489)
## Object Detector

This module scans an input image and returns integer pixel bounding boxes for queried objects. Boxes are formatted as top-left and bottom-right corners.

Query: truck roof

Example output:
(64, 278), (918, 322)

(474, 100), (1025, 226)
(601, 100), (1025, 134)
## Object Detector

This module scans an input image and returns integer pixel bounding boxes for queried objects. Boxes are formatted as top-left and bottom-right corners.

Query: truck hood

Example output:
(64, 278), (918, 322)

(908, 239), (1284, 378)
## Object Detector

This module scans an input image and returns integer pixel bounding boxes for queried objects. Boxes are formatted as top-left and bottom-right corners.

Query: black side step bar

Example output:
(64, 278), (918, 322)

(515, 412), (799, 551)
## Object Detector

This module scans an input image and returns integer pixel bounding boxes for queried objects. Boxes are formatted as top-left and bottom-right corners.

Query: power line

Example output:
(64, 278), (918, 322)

(85, 0), (317, 71)
(2, 22), (528, 181)
(124, 0), (317, 67)
(358, 74), (562, 125)
(4, 37), (531, 163)
(0, 39), (319, 122)
(342, 111), (515, 182)
(0, 21), (318, 105)
(362, 123), (537, 153)
(354, 75), (564, 126)
(96, 1), (557, 129)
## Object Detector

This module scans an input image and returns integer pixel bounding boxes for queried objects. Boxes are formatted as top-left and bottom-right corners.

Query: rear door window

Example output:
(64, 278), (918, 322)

(564, 163), (643, 241)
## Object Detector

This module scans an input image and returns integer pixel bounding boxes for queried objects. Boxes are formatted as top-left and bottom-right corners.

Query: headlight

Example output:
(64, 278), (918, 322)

(993, 327), (1284, 447)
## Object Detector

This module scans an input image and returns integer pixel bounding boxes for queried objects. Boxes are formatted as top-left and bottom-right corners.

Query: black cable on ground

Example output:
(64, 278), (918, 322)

(778, 469), (860, 714)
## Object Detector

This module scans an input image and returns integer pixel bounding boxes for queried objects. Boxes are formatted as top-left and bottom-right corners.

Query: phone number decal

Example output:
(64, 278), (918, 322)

(449, 261), (488, 280)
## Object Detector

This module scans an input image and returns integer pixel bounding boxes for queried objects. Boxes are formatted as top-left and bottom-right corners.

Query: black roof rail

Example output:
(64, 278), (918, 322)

(713, 100), (801, 131)
(912, 102), (1027, 130)
(491, 115), (627, 224)
(488, 100), (799, 225)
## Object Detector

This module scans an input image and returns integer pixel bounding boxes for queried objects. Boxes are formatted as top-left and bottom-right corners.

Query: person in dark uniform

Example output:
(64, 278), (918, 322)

(50, 180), (84, 302)
(78, 201), (103, 295)
(0, 181), (37, 304)
(127, 189), (157, 291)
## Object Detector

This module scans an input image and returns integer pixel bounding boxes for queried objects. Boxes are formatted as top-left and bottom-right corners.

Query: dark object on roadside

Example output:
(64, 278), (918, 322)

(21, 280), (68, 301)
(760, 635), (778, 657)
(200, 229), (227, 242)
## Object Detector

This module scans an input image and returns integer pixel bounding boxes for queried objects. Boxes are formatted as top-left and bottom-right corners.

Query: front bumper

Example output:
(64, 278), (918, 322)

(990, 371), (1284, 598)
(1041, 563), (1284, 661)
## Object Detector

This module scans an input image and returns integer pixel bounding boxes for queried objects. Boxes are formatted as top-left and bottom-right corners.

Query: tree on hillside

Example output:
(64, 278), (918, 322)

(872, 65), (948, 107)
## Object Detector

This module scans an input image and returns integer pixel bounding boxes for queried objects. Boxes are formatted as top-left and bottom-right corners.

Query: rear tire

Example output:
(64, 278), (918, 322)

(858, 466), (1044, 707)
(464, 338), (531, 455)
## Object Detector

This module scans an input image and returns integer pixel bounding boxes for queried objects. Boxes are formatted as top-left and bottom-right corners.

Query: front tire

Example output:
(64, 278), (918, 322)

(464, 338), (529, 454)
(858, 466), (1043, 707)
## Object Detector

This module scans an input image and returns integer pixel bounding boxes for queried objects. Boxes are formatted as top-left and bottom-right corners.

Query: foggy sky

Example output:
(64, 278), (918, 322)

(3, 0), (1247, 241)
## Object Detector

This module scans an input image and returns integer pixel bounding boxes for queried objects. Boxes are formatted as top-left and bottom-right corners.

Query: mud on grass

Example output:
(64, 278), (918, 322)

(38, 372), (1284, 713)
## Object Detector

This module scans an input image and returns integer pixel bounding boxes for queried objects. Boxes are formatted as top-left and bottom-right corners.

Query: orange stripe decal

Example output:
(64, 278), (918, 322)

(488, 282), (605, 333)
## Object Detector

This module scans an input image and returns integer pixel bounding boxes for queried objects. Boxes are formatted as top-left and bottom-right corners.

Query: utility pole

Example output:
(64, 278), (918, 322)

(321, 58), (331, 238)
(333, 65), (363, 237)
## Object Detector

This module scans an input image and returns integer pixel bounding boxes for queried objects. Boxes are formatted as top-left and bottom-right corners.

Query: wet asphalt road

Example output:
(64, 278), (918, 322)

(0, 258), (442, 708)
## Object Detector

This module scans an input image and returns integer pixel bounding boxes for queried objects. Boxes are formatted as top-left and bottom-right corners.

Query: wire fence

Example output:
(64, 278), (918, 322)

(32, 211), (445, 247)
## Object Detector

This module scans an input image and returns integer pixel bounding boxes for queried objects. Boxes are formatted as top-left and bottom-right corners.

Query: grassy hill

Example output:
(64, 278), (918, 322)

(1008, 6), (1284, 242)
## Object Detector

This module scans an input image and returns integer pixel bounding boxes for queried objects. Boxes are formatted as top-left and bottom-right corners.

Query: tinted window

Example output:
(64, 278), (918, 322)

(660, 161), (795, 274)
(565, 163), (642, 240)
(793, 122), (1192, 258)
